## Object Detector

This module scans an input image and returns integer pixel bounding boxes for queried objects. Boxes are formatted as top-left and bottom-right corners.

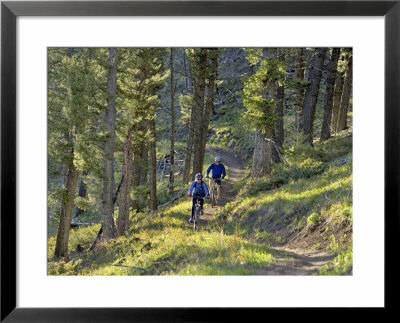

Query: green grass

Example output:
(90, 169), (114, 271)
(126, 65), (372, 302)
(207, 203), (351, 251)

(48, 197), (276, 275)
(319, 246), (353, 275)
(213, 134), (352, 268)
(48, 130), (352, 276)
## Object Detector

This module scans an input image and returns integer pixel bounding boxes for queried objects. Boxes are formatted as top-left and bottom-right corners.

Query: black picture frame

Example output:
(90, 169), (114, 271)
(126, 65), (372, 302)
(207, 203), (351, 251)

(1, 0), (398, 321)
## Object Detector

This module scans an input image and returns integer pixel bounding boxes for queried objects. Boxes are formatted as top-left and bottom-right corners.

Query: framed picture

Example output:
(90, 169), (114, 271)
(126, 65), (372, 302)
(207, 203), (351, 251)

(1, 0), (397, 321)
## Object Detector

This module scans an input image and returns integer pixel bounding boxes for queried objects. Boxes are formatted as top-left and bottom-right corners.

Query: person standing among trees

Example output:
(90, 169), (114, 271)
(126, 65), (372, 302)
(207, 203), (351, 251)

(206, 156), (226, 199)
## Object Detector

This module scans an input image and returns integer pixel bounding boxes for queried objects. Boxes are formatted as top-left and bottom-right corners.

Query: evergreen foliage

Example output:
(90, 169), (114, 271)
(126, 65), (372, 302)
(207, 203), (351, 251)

(242, 50), (287, 134)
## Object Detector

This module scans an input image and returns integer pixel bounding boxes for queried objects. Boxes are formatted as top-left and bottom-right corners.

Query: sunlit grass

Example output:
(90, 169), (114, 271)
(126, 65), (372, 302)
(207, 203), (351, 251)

(48, 133), (352, 276)
(48, 193), (276, 275)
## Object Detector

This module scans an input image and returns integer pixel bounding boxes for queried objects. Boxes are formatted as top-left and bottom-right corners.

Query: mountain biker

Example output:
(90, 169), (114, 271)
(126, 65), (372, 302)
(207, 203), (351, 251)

(188, 173), (210, 223)
(206, 156), (226, 200)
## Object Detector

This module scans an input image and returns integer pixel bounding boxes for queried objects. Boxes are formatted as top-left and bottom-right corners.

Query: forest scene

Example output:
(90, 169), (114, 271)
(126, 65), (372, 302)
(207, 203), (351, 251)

(47, 47), (353, 276)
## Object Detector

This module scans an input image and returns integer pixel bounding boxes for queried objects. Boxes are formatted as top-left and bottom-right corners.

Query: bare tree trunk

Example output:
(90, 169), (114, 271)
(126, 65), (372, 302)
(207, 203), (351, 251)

(183, 49), (196, 184)
(272, 49), (285, 163)
(183, 48), (193, 95)
(140, 143), (148, 186)
(117, 128), (132, 236)
(251, 48), (277, 177)
(251, 130), (271, 177)
(130, 142), (142, 212)
(149, 118), (158, 212)
(337, 51), (352, 132)
(54, 157), (79, 258)
(74, 172), (87, 221)
(169, 48), (175, 196)
(301, 48), (327, 145)
(304, 48), (313, 82)
(102, 47), (118, 240)
(183, 106), (195, 184)
(331, 51), (345, 134)
(320, 48), (340, 141)
(192, 49), (207, 177)
(200, 49), (218, 170)
(294, 48), (305, 133)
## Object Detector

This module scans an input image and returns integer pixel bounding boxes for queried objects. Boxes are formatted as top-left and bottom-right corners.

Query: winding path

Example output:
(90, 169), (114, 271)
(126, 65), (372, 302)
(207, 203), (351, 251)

(199, 146), (244, 225)
(197, 146), (334, 275)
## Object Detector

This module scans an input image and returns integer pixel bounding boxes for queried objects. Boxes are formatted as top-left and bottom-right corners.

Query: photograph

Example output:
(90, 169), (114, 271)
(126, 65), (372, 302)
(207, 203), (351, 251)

(2, 0), (397, 318)
(47, 47), (353, 276)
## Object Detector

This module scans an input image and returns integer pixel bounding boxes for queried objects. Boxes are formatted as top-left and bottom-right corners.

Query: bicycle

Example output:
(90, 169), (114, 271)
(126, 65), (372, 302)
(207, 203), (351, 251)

(207, 176), (220, 208)
(193, 197), (203, 230)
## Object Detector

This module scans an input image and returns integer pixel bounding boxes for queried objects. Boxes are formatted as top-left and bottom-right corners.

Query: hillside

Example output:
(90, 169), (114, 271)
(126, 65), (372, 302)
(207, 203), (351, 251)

(48, 130), (352, 276)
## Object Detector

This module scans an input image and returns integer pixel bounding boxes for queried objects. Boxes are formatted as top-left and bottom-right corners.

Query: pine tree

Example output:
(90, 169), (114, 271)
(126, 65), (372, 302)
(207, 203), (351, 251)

(301, 48), (328, 145)
(200, 49), (219, 169)
(273, 49), (285, 163)
(102, 47), (118, 240)
(331, 49), (346, 134)
(242, 48), (286, 177)
(337, 49), (353, 132)
(183, 48), (219, 179)
(49, 48), (107, 257)
(190, 48), (208, 177)
(294, 48), (305, 133)
(117, 48), (167, 222)
(320, 48), (340, 141)
(169, 48), (176, 196)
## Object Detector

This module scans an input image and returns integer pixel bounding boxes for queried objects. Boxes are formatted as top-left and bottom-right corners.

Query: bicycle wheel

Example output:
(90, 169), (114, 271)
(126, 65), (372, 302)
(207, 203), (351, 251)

(211, 186), (216, 207)
(194, 208), (200, 230)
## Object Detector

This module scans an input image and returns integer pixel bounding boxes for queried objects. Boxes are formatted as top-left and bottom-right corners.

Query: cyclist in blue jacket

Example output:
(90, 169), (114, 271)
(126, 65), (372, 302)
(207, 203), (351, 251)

(206, 156), (226, 199)
(188, 173), (210, 223)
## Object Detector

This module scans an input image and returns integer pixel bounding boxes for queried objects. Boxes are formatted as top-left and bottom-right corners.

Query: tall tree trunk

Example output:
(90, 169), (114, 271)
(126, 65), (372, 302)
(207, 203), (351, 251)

(251, 48), (277, 177)
(337, 51), (353, 132)
(183, 48), (196, 184)
(192, 49), (207, 177)
(304, 48), (313, 82)
(140, 143), (148, 186)
(149, 118), (158, 212)
(294, 48), (305, 133)
(54, 157), (79, 258)
(74, 172), (87, 221)
(117, 128), (132, 236)
(138, 142), (149, 207)
(251, 130), (272, 177)
(331, 51), (345, 134)
(301, 47), (328, 145)
(320, 48), (340, 141)
(272, 49), (285, 163)
(200, 49), (218, 170)
(130, 143), (142, 212)
(102, 47), (118, 240)
(169, 48), (175, 196)
(183, 48), (193, 95)
(183, 106), (195, 184)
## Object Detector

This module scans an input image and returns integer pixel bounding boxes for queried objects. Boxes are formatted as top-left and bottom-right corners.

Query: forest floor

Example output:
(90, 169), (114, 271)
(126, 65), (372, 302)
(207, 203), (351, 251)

(49, 137), (351, 276)
(198, 146), (335, 275)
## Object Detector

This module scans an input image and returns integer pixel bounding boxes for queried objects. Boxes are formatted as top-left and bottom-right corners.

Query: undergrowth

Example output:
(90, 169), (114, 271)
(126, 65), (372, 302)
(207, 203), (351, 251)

(48, 132), (352, 276)
(213, 133), (353, 275)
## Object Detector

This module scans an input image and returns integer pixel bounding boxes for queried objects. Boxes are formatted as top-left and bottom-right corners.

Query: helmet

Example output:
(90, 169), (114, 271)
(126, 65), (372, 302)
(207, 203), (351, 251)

(195, 173), (203, 179)
(215, 156), (221, 162)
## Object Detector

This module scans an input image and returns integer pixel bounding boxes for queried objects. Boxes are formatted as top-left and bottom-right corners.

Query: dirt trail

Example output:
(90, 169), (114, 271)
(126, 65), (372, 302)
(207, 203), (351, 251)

(199, 147), (244, 225)
(196, 146), (334, 275)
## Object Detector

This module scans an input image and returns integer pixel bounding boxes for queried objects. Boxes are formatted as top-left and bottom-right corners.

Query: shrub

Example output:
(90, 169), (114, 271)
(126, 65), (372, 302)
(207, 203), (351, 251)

(307, 212), (320, 225)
